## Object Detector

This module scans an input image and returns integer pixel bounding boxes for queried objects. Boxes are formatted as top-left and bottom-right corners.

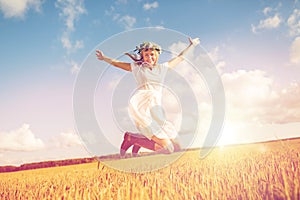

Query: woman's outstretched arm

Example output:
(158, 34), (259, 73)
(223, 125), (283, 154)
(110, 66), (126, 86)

(96, 50), (132, 71)
(167, 37), (200, 68)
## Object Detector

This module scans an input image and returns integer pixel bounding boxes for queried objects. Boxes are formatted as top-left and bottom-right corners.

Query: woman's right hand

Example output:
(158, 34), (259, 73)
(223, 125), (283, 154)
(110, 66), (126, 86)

(96, 50), (104, 60)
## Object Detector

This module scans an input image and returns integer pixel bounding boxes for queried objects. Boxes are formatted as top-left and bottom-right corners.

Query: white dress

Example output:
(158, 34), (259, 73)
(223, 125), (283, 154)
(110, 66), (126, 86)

(128, 62), (178, 139)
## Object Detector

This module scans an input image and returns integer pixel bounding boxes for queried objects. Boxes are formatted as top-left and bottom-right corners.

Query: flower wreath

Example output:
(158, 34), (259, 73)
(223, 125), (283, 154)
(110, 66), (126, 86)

(125, 41), (162, 62)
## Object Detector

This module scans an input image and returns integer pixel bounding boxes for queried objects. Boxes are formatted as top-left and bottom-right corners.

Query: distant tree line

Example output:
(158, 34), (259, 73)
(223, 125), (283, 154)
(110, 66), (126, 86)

(0, 157), (96, 173)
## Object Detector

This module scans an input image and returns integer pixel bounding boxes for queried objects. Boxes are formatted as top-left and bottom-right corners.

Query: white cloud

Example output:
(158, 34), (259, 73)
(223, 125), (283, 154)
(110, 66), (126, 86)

(52, 130), (82, 147)
(290, 37), (300, 64)
(105, 6), (121, 22)
(251, 5), (283, 34)
(207, 46), (220, 61)
(55, 0), (86, 74)
(61, 32), (84, 53)
(61, 32), (72, 49)
(165, 41), (214, 137)
(118, 15), (136, 30)
(55, 0), (86, 31)
(287, 9), (300, 36)
(55, 0), (86, 53)
(167, 40), (213, 100)
(222, 70), (275, 107)
(143, 1), (159, 10)
(105, 6), (115, 16)
(207, 46), (226, 73)
(0, 0), (43, 18)
(252, 14), (282, 33)
(70, 60), (80, 74)
(0, 124), (45, 152)
(222, 70), (300, 124)
(263, 7), (272, 15)
(105, 3), (138, 30)
(167, 40), (300, 125)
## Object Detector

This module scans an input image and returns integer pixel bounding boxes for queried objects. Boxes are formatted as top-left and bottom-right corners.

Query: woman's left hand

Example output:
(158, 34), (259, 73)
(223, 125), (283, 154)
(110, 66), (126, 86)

(188, 37), (200, 46)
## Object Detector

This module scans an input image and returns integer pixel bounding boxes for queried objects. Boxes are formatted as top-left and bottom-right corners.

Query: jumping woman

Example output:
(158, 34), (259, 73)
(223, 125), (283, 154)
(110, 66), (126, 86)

(96, 37), (200, 157)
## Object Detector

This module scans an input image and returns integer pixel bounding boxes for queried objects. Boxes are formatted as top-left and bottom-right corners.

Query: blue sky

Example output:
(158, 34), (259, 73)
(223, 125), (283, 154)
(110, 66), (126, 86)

(1, 0), (300, 165)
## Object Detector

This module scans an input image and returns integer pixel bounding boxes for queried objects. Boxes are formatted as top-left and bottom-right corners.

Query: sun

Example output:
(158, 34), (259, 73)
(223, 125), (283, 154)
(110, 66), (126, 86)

(217, 122), (237, 147)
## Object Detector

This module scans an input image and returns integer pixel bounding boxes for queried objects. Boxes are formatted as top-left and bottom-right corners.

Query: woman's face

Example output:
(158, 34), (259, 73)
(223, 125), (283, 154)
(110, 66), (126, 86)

(141, 48), (159, 65)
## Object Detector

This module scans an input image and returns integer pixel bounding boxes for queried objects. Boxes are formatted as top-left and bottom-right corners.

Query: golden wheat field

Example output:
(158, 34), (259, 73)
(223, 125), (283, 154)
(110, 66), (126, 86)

(0, 139), (300, 200)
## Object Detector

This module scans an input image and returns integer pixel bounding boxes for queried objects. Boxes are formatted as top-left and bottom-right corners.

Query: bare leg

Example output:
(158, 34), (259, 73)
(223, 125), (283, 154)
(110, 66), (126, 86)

(150, 135), (175, 153)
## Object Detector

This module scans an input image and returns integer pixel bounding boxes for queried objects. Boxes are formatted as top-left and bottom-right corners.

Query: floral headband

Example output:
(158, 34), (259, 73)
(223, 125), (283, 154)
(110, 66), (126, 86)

(134, 42), (162, 55)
